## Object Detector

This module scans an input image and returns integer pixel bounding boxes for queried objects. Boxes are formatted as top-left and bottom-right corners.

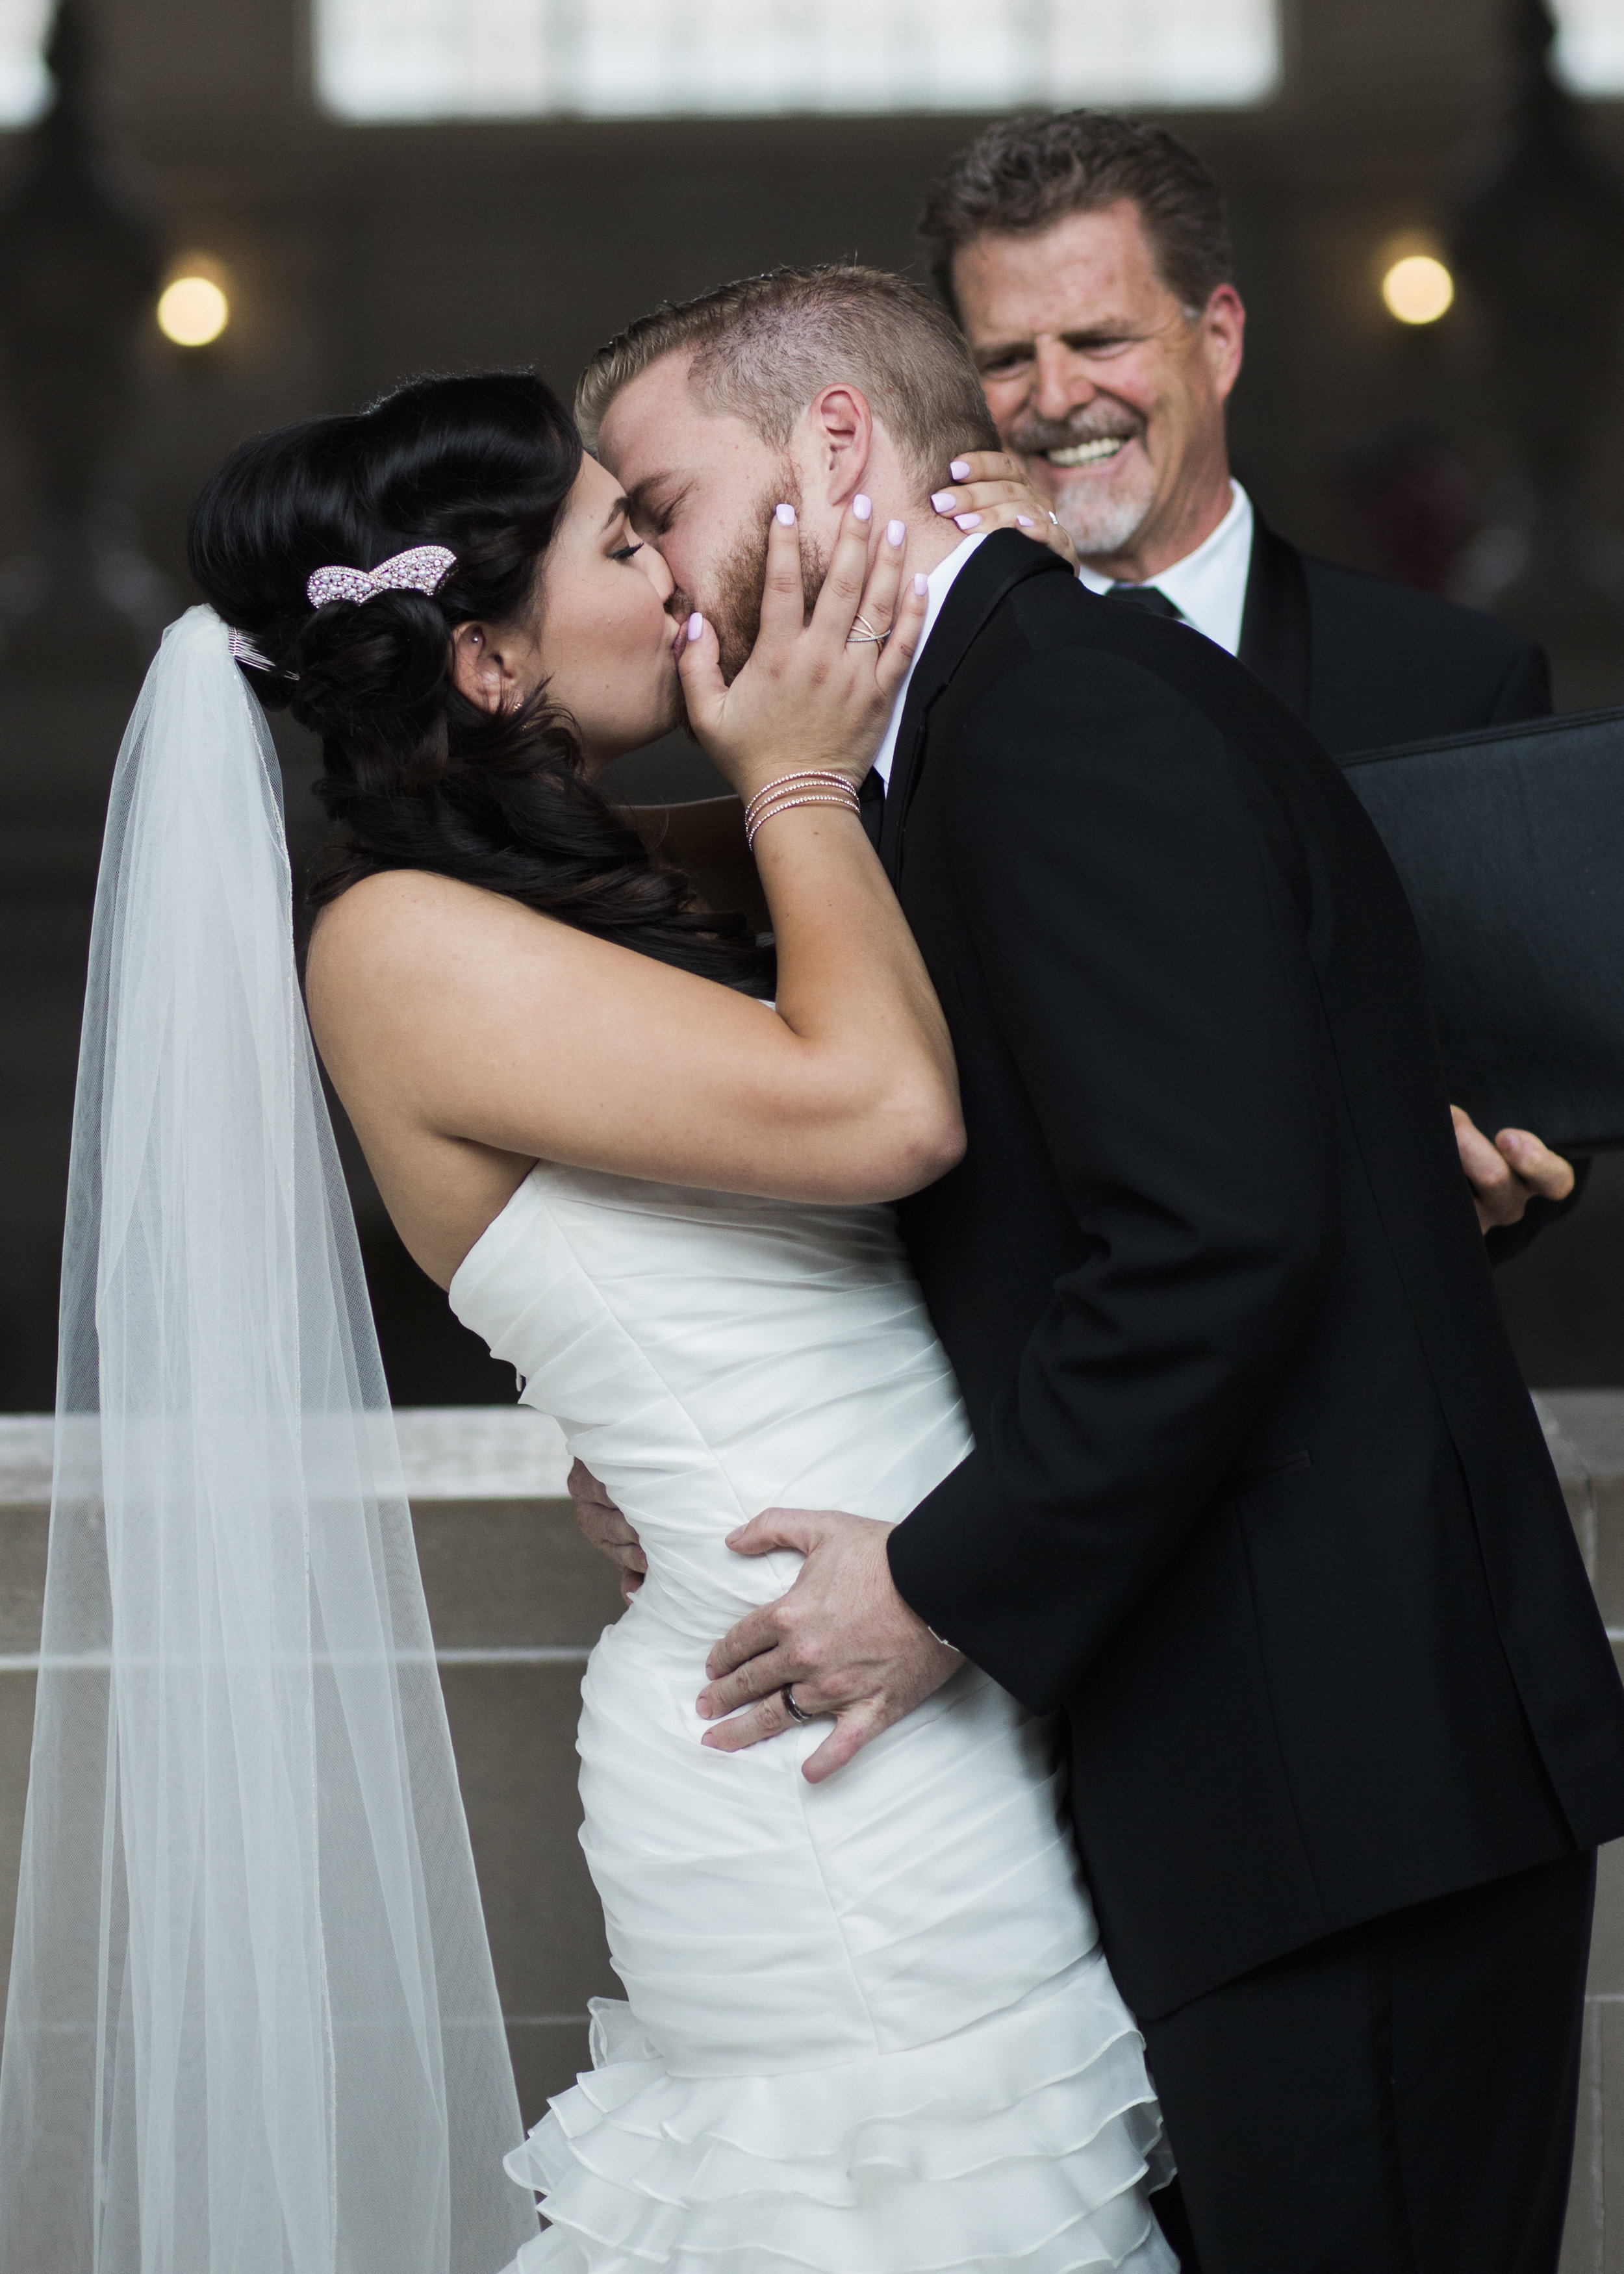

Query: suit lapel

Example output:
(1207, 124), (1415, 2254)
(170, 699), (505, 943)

(1238, 512), (1312, 722)
(880, 532), (1071, 880)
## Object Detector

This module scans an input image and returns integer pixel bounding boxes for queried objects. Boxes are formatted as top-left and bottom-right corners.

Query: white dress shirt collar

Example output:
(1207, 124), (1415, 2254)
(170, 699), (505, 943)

(870, 531), (990, 789)
(1077, 480), (1254, 658)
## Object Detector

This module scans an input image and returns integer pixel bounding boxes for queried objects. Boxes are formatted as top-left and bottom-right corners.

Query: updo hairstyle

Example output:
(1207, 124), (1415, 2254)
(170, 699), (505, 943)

(187, 370), (770, 993)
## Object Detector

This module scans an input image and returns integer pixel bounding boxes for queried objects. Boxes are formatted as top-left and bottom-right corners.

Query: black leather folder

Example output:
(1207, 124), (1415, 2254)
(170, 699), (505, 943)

(1337, 706), (1624, 1153)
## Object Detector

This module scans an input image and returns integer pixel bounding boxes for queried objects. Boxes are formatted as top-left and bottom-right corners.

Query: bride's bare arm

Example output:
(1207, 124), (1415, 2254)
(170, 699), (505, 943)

(307, 502), (958, 1274)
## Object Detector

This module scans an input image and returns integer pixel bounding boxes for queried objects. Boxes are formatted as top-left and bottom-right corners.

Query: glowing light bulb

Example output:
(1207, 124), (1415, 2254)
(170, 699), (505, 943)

(1381, 253), (1454, 326)
(157, 274), (230, 347)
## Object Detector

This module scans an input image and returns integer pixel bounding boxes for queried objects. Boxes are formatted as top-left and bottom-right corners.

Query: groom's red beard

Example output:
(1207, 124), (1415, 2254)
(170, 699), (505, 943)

(670, 470), (826, 700)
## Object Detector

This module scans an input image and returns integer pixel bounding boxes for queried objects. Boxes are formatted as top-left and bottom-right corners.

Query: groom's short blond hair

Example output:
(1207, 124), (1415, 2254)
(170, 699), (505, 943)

(576, 264), (998, 494)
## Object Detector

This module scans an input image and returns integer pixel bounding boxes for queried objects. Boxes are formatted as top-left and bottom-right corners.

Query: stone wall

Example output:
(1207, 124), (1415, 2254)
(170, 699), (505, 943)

(0, 1404), (623, 2123)
(1543, 1395), (1624, 2271)
(1, 1395), (1622, 2253)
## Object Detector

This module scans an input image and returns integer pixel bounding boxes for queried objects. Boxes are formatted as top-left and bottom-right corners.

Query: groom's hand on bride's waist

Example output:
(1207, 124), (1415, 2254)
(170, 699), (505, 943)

(568, 1460), (648, 1605)
(696, 1510), (964, 1784)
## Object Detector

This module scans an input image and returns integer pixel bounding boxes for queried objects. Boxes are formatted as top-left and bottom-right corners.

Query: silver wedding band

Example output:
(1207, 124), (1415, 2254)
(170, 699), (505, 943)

(845, 614), (889, 648)
(782, 1685), (813, 1724)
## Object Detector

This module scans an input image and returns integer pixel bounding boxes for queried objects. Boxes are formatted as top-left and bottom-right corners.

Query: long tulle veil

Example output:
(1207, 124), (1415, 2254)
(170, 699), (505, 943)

(0, 607), (535, 2272)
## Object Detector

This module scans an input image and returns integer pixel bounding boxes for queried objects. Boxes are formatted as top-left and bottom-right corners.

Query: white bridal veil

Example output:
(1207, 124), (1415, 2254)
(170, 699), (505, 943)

(0, 609), (535, 2273)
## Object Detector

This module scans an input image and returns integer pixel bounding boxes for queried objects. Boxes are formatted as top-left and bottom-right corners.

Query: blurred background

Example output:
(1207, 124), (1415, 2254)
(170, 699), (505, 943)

(0, 0), (1621, 1413)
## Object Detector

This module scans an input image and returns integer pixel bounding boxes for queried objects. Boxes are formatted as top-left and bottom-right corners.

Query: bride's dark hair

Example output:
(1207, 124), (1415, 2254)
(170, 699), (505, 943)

(187, 368), (770, 992)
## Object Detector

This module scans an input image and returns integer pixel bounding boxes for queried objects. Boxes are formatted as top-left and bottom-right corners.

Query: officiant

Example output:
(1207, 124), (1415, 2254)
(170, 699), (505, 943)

(920, 108), (1581, 1261)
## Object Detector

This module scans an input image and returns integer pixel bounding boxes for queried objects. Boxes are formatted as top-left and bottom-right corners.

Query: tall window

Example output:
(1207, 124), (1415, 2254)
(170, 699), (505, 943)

(314, 0), (1281, 123)
(0, 0), (50, 126)
(1553, 0), (1624, 94)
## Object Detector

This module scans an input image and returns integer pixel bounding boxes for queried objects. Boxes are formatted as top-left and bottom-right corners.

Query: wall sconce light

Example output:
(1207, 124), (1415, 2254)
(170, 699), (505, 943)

(1378, 234), (1456, 327)
(157, 257), (231, 347)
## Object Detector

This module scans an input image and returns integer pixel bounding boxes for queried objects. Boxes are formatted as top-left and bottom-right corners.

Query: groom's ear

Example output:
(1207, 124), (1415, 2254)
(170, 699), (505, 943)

(805, 383), (874, 507)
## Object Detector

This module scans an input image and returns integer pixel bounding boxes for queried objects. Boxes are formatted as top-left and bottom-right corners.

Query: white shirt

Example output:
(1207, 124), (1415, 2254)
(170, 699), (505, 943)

(1077, 480), (1254, 657)
(870, 531), (990, 788)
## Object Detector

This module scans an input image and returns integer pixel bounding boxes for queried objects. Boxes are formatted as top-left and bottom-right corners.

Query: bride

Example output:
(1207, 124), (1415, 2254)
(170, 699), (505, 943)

(2, 367), (1174, 2274)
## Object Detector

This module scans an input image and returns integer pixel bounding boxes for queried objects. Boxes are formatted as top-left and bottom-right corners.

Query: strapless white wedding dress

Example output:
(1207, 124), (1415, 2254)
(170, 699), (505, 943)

(451, 1163), (1174, 2273)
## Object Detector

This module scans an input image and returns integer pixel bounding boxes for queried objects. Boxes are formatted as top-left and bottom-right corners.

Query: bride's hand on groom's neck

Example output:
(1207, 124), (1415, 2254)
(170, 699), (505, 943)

(694, 1509), (963, 1783)
(677, 496), (926, 804)
(928, 449), (1080, 571)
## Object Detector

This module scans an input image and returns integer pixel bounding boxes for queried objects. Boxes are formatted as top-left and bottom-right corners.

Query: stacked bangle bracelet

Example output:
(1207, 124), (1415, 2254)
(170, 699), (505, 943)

(743, 771), (862, 852)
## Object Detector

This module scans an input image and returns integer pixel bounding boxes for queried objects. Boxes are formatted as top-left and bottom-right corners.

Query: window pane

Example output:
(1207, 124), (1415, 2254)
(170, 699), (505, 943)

(1047, 0), (1279, 107)
(0, 0), (52, 127)
(315, 0), (1282, 121)
(317, 0), (553, 116)
(1553, 0), (1624, 93)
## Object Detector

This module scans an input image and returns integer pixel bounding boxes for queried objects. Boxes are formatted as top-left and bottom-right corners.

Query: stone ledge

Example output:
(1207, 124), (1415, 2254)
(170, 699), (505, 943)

(0, 1404), (572, 1508)
(1536, 1392), (1624, 1637)
(1, 1395), (1600, 1515)
(0, 1406), (617, 2120)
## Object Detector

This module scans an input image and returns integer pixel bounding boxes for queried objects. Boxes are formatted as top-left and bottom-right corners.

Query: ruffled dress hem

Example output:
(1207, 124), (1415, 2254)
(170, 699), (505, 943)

(501, 1964), (1177, 2274)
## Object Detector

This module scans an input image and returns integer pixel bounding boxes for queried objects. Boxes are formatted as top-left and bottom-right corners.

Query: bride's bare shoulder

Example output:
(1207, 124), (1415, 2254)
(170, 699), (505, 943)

(312, 865), (530, 941)
(309, 870), (561, 996)
(305, 874), (587, 1075)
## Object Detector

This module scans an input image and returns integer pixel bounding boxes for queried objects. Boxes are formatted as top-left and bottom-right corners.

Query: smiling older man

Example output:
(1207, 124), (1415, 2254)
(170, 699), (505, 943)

(920, 110), (1580, 1254)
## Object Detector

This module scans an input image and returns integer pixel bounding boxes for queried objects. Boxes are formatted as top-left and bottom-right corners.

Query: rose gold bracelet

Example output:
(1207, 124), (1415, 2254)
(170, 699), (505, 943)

(744, 774), (859, 828)
(744, 788), (861, 852)
(742, 772), (855, 834)
(746, 787), (859, 831)
(745, 790), (861, 850)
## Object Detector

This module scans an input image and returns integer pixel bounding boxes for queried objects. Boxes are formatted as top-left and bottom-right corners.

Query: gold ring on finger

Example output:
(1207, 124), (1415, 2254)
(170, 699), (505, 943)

(845, 614), (889, 648)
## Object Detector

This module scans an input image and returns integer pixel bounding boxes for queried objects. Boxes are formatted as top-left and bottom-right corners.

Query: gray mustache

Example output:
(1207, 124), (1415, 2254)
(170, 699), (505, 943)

(1010, 418), (1142, 456)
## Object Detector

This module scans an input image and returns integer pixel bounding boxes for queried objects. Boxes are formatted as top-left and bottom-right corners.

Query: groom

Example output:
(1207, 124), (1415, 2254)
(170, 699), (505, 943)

(578, 264), (1624, 2272)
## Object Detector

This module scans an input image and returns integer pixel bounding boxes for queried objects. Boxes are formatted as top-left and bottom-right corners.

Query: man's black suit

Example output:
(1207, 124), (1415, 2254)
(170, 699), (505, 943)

(1237, 512), (1551, 759)
(880, 532), (1624, 2271)
(1239, 513), (1578, 1263)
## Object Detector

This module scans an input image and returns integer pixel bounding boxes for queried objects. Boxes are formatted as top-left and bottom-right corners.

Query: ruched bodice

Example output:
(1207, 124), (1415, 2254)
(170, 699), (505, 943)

(450, 1163), (1173, 2273)
(452, 1165), (973, 1647)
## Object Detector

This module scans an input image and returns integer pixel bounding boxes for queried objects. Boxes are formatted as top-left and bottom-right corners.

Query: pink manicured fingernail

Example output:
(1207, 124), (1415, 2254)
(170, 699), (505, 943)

(775, 502), (796, 525)
(931, 490), (956, 512)
(853, 493), (872, 522)
(687, 611), (703, 642)
(913, 572), (929, 596)
(954, 512), (982, 531)
(887, 518), (906, 546)
(950, 460), (971, 480)
(1017, 514), (1036, 527)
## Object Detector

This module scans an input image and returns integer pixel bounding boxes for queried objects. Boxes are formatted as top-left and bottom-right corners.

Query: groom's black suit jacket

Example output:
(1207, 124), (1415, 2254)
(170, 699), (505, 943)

(882, 532), (1624, 2024)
